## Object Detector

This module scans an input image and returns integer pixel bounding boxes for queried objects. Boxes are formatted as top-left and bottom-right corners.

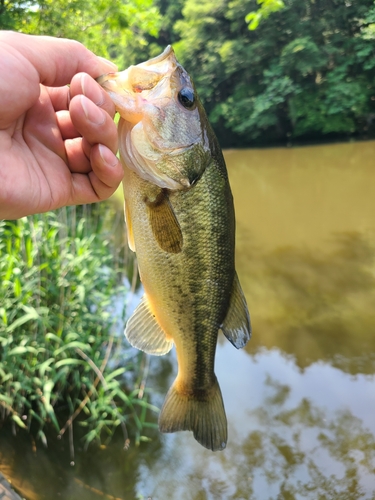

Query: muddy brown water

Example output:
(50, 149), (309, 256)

(1, 141), (375, 499)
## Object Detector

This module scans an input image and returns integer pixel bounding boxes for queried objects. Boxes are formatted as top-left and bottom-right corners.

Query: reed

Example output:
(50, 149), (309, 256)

(0, 204), (158, 450)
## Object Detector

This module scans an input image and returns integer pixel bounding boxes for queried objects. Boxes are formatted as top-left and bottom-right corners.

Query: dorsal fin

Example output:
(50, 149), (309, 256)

(146, 190), (183, 254)
(125, 295), (173, 355)
(221, 272), (251, 349)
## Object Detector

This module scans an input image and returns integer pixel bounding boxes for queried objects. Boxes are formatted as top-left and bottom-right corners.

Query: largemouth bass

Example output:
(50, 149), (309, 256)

(98, 47), (251, 451)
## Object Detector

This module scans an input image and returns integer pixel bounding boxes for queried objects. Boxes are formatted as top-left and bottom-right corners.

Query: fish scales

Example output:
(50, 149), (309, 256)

(125, 150), (234, 385)
(98, 46), (251, 451)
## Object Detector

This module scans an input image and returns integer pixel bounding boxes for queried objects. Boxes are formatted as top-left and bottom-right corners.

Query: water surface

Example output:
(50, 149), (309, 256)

(2, 141), (375, 499)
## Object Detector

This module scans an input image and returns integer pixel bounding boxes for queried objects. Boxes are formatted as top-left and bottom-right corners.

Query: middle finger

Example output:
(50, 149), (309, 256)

(70, 73), (116, 117)
(69, 94), (118, 153)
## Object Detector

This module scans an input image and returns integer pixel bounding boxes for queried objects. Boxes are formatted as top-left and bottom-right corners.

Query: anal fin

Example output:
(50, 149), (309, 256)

(125, 295), (173, 355)
(221, 272), (251, 349)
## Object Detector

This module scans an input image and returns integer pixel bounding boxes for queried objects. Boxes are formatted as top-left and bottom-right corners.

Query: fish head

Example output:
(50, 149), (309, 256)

(97, 46), (212, 190)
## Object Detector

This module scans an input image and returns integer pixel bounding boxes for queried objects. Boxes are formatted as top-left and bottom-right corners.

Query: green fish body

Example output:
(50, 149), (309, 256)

(98, 47), (251, 451)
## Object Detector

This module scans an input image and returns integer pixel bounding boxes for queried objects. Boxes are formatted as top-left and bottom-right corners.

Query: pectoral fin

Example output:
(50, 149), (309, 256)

(146, 190), (183, 254)
(221, 272), (251, 349)
(124, 200), (135, 252)
(125, 294), (173, 355)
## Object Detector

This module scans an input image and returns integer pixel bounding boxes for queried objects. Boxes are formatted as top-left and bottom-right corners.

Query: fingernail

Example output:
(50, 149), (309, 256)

(99, 144), (119, 167)
(81, 73), (104, 106)
(98, 56), (118, 72)
(81, 95), (105, 125)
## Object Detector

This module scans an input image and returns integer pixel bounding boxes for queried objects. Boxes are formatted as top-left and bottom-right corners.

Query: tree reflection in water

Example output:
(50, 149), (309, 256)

(240, 379), (375, 499)
(238, 230), (375, 374)
(2, 347), (374, 499)
(135, 348), (375, 499)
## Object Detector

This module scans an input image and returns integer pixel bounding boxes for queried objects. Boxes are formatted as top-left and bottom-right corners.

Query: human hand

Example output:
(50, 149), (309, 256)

(0, 31), (124, 220)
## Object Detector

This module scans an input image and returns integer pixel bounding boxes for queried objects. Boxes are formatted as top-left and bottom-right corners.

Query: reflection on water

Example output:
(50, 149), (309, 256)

(2, 141), (375, 498)
(137, 347), (375, 499)
(239, 232), (375, 374)
(230, 142), (375, 375)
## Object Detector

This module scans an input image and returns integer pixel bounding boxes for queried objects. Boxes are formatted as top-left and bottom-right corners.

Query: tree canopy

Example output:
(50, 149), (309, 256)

(2, 0), (375, 146)
(168, 0), (375, 146)
(0, 0), (161, 68)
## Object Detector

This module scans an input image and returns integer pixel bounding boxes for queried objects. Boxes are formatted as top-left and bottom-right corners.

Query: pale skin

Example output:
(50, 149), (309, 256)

(0, 31), (124, 220)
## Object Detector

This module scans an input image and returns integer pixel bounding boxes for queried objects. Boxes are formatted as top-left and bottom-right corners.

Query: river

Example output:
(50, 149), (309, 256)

(1, 141), (375, 499)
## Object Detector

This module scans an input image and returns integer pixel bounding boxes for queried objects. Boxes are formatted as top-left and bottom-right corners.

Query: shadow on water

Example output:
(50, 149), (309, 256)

(2, 141), (375, 499)
(239, 230), (375, 374)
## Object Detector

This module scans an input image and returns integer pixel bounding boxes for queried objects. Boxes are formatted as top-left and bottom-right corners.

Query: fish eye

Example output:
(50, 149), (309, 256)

(178, 88), (196, 109)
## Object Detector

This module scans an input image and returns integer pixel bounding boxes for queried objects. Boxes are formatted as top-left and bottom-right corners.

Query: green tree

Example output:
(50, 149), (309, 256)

(164, 0), (375, 146)
(246, 0), (285, 30)
(0, 0), (32, 29)
(1, 0), (162, 68)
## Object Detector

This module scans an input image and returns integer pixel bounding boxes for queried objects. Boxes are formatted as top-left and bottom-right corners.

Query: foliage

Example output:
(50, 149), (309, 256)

(148, 0), (375, 146)
(0, 0), (162, 450)
(0, 0), (162, 68)
(0, 206), (158, 448)
(0, 0), (25, 29)
(245, 0), (285, 31)
(3, 0), (375, 145)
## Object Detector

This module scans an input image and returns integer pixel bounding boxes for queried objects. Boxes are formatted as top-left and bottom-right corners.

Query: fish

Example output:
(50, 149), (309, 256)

(98, 46), (251, 451)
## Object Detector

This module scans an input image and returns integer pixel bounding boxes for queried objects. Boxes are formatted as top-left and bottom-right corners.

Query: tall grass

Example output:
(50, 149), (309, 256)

(0, 204), (158, 450)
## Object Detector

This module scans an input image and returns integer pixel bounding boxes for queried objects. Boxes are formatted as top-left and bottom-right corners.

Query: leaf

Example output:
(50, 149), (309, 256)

(103, 367), (127, 382)
(37, 429), (48, 447)
(54, 341), (90, 356)
(12, 414), (27, 429)
(54, 359), (86, 369)
(8, 346), (38, 356)
(139, 436), (152, 442)
(0, 394), (13, 405)
(48, 409), (60, 433)
(246, 0), (285, 30)
(7, 306), (39, 332)
(38, 358), (55, 378)
(45, 332), (63, 344)
(13, 277), (22, 297)
(43, 380), (55, 407)
(0, 307), (7, 325)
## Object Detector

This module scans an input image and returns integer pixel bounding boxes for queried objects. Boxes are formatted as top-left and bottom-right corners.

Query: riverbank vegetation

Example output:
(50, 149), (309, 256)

(0, 206), (158, 449)
(2, 0), (375, 147)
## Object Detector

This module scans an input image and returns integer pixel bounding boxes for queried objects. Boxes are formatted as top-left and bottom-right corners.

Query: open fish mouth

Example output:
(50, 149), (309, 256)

(96, 46), (177, 104)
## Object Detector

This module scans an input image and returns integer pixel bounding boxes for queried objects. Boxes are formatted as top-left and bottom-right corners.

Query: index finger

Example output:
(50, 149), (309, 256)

(0, 31), (118, 128)
(0, 31), (117, 87)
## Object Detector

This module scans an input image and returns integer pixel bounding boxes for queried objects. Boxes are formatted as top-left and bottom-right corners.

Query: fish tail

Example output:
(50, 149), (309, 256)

(158, 377), (227, 451)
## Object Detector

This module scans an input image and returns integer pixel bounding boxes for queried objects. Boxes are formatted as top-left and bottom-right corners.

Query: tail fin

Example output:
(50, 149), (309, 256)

(158, 377), (227, 451)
